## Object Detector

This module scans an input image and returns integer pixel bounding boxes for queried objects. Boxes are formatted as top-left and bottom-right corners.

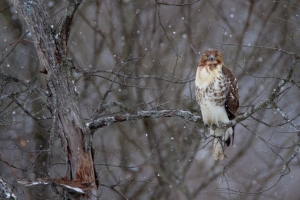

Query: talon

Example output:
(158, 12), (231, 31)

(212, 123), (217, 130)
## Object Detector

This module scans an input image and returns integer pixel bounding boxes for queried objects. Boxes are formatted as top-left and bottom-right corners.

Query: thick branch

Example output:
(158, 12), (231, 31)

(12, 1), (98, 198)
(155, 0), (201, 6)
(59, 0), (83, 48)
(87, 110), (202, 130)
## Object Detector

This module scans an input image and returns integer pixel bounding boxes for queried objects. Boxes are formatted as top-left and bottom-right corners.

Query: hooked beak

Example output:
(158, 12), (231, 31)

(209, 55), (215, 61)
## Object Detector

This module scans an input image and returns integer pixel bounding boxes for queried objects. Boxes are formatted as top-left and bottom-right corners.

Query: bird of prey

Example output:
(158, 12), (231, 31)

(195, 49), (239, 160)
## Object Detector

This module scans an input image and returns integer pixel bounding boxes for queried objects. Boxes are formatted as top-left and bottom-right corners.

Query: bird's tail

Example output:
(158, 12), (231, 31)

(210, 128), (233, 160)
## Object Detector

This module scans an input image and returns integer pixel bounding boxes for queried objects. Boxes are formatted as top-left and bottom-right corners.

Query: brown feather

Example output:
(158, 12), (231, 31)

(222, 65), (239, 146)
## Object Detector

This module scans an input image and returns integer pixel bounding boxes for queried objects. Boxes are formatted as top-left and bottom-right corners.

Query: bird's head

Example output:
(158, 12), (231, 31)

(199, 49), (224, 67)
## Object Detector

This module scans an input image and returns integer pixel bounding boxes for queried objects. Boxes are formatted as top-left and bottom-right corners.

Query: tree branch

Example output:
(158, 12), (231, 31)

(79, 69), (194, 84)
(155, 0), (201, 6)
(87, 109), (202, 130)
(59, 0), (83, 48)
(0, 178), (18, 200)
(0, 73), (48, 100)
(222, 43), (300, 58)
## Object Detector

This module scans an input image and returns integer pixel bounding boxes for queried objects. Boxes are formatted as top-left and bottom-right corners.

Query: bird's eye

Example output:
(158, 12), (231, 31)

(215, 54), (218, 57)
(206, 55), (209, 58)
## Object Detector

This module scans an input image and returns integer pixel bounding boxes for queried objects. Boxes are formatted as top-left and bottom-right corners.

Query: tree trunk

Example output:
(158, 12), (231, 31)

(12, 1), (97, 199)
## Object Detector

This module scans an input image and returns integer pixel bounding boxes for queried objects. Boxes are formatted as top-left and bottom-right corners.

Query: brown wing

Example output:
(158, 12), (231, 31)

(221, 65), (239, 145)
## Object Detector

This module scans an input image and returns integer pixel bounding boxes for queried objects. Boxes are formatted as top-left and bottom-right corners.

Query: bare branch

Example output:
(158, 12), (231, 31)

(222, 43), (300, 58)
(0, 4), (13, 12)
(0, 153), (27, 200)
(87, 109), (202, 130)
(11, 97), (46, 129)
(59, 0), (83, 47)
(0, 178), (18, 200)
(80, 69), (194, 84)
(155, 0), (201, 6)
(0, 73), (48, 100)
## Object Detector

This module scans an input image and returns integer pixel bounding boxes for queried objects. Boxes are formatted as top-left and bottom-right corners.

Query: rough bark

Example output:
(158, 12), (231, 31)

(11, 1), (97, 199)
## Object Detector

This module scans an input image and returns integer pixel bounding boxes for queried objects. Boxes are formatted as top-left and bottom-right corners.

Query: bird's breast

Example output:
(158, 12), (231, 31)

(195, 65), (222, 88)
(195, 65), (227, 107)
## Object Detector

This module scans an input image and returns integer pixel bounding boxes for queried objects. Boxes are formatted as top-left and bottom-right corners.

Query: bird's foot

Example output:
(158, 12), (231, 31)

(211, 123), (217, 130)
(204, 124), (209, 128)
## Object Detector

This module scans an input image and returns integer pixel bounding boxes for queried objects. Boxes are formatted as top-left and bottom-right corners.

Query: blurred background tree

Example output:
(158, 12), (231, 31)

(1, 0), (300, 199)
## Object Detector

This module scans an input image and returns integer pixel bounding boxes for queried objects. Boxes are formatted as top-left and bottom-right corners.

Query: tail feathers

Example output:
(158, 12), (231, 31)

(225, 125), (235, 146)
(210, 128), (233, 160)
(212, 138), (225, 160)
(232, 125), (235, 145)
(225, 137), (231, 147)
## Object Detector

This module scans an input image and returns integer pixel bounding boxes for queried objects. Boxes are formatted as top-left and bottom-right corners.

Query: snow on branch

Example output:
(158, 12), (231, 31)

(18, 179), (85, 194)
(87, 109), (202, 130)
(0, 178), (17, 200)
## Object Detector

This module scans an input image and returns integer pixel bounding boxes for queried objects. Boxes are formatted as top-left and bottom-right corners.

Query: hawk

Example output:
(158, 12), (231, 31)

(195, 49), (239, 160)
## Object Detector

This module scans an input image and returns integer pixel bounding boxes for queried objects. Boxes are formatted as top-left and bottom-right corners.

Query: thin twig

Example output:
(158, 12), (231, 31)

(0, 152), (28, 200)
